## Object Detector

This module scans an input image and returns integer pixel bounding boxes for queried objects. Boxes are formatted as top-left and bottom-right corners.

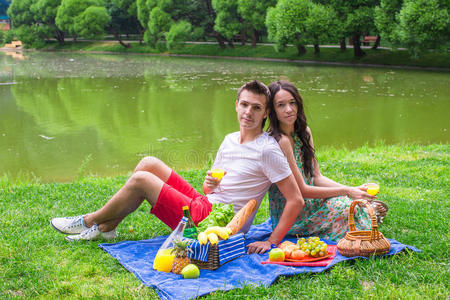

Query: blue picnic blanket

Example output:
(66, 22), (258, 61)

(99, 219), (420, 300)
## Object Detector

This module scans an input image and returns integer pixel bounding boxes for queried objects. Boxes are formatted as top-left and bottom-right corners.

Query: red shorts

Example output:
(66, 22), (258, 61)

(150, 170), (212, 230)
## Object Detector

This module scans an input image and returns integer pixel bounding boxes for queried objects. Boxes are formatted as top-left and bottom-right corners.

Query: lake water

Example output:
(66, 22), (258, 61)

(0, 51), (449, 182)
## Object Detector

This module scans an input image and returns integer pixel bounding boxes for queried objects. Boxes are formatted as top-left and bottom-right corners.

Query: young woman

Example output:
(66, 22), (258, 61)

(267, 80), (387, 241)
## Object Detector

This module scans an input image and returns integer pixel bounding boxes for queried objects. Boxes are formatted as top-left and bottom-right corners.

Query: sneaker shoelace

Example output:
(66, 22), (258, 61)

(67, 216), (84, 229)
(79, 224), (98, 238)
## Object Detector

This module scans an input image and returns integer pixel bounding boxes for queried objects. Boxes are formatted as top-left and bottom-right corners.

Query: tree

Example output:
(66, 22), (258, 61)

(305, 3), (340, 54)
(166, 20), (191, 49)
(73, 6), (110, 39)
(7, 0), (44, 46)
(346, 5), (376, 57)
(146, 6), (172, 46)
(31, 0), (65, 44)
(137, 0), (175, 45)
(237, 0), (276, 47)
(7, 0), (35, 28)
(322, 0), (379, 56)
(379, 0), (449, 57)
(374, 0), (402, 43)
(266, 0), (311, 55)
(212, 0), (242, 48)
(55, 0), (102, 41)
(107, 0), (142, 47)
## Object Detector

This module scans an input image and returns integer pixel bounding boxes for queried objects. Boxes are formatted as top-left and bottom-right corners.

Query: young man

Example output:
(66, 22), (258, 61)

(51, 80), (304, 254)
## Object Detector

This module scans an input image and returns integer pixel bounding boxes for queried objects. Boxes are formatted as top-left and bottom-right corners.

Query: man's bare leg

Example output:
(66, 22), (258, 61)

(84, 156), (172, 232)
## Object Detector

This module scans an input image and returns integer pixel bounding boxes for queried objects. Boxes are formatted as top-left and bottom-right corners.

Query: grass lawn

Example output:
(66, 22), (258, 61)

(41, 41), (450, 69)
(0, 143), (449, 298)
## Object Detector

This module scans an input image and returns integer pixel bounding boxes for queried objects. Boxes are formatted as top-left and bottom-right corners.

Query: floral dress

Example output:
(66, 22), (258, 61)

(268, 134), (371, 241)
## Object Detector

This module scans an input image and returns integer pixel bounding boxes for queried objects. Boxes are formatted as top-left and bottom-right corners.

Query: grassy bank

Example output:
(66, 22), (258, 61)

(41, 41), (450, 69)
(1, 143), (449, 298)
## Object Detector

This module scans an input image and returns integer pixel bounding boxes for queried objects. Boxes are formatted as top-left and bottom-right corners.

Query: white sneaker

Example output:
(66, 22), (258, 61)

(65, 224), (117, 241)
(51, 215), (88, 234)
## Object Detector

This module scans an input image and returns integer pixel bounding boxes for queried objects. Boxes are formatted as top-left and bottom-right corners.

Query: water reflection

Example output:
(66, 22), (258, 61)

(0, 52), (449, 182)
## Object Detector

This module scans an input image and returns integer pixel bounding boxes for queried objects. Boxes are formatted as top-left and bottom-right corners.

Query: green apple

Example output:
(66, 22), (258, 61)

(269, 248), (285, 262)
(181, 264), (200, 279)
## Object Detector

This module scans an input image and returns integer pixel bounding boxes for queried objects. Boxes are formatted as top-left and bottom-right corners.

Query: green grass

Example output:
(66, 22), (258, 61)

(1, 143), (449, 298)
(40, 41), (450, 69)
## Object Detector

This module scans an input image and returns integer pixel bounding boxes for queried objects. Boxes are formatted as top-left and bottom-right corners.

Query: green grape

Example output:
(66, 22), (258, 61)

(319, 251), (325, 257)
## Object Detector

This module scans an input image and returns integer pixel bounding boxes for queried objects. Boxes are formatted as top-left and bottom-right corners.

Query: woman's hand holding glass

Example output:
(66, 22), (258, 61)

(347, 186), (376, 201)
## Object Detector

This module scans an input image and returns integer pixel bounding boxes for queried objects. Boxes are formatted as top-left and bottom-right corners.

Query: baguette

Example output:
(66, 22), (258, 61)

(226, 199), (257, 234)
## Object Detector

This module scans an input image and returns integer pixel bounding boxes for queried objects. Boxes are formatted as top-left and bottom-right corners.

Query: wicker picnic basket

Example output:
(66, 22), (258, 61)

(190, 199), (258, 270)
(337, 199), (391, 257)
(191, 244), (220, 270)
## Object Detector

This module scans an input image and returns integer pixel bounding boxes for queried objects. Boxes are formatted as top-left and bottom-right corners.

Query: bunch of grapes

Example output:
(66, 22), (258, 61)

(297, 236), (328, 257)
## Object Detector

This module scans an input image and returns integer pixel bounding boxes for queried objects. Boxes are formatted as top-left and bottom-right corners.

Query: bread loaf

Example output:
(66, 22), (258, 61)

(226, 199), (257, 234)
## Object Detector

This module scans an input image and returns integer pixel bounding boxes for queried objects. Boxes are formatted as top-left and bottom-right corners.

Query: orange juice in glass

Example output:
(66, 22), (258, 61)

(153, 248), (175, 272)
(211, 168), (225, 180)
(366, 183), (380, 196)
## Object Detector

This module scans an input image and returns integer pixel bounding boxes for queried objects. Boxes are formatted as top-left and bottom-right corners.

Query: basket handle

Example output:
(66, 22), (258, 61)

(348, 199), (380, 241)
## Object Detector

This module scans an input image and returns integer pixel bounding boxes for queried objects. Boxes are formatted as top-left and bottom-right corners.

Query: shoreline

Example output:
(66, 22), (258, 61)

(2, 44), (449, 72)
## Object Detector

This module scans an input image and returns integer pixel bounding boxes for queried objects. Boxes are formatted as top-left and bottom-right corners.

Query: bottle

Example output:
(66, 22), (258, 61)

(182, 206), (198, 239)
(153, 216), (187, 272)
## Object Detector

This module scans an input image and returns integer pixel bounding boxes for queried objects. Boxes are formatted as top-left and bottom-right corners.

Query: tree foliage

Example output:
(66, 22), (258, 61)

(237, 0), (276, 46)
(4, 0), (449, 57)
(145, 6), (172, 45)
(266, 0), (312, 55)
(305, 3), (340, 54)
(7, 0), (48, 47)
(212, 0), (241, 42)
(31, 0), (65, 44)
(397, 0), (448, 57)
(374, 0), (402, 42)
(166, 20), (191, 49)
(74, 6), (110, 39)
(56, 0), (100, 38)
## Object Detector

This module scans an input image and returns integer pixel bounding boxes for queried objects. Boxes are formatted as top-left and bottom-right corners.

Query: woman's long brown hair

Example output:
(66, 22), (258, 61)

(268, 80), (315, 179)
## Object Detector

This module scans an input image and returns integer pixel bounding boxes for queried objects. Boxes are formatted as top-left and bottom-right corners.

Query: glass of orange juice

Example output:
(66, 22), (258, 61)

(366, 183), (380, 196)
(211, 168), (225, 180)
(153, 248), (175, 272)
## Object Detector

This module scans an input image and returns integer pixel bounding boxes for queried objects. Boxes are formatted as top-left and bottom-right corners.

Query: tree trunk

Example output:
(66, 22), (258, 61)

(314, 43), (320, 54)
(113, 30), (131, 48)
(208, 32), (226, 48)
(241, 30), (246, 46)
(340, 37), (346, 51)
(251, 29), (257, 48)
(372, 35), (381, 50)
(227, 38), (235, 48)
(54, 30), (65, 45)
(73, 34), (77, 43)
(139, 28), (144, 44)
(296, 44), (307, 55)
(352, 33), (365, 57)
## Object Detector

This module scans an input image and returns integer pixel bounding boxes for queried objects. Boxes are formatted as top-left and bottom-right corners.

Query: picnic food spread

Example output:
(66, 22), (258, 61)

(153, 199), (257, 275)
(153, 196), (390, 276)
(272, 237), (330, 262)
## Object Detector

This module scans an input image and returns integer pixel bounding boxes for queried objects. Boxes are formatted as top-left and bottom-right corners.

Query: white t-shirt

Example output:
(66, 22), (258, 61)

(207, 131), (291, 233)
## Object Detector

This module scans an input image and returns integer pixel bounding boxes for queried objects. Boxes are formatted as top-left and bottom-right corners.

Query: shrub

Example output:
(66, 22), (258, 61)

(5, 30), (14, 43)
